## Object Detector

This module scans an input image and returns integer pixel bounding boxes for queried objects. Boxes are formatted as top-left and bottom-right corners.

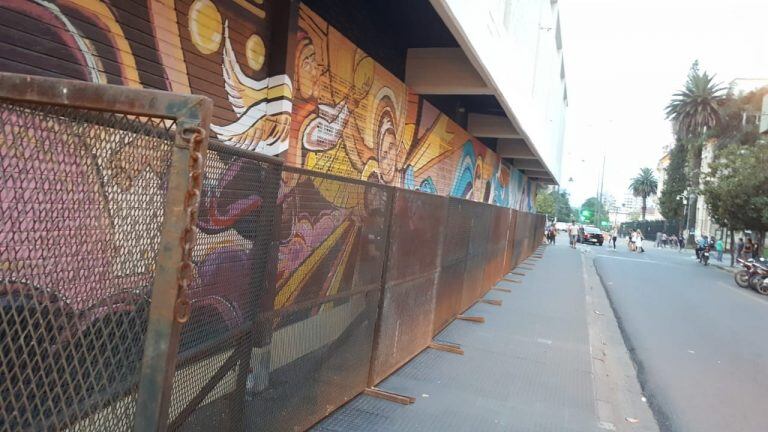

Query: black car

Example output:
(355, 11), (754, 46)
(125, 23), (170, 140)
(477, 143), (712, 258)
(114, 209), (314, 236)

(579, 226), (604, 246)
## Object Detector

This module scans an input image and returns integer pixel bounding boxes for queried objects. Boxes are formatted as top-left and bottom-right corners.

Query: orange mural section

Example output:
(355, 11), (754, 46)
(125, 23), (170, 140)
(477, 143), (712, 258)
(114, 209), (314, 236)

(289, 4), (526, 208)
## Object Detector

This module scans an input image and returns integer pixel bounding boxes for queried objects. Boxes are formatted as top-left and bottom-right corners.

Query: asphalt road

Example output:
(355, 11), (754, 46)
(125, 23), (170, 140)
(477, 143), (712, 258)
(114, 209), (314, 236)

(586, 238), (768, 432)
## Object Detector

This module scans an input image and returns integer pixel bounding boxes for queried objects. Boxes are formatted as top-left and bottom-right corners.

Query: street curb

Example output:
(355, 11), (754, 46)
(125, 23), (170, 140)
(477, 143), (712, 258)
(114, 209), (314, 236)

(582, 253), (660, 432)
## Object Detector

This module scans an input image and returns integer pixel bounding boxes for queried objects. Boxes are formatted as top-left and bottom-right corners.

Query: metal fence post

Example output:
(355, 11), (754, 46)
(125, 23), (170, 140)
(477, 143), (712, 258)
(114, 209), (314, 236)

(134, 115), (212, 431)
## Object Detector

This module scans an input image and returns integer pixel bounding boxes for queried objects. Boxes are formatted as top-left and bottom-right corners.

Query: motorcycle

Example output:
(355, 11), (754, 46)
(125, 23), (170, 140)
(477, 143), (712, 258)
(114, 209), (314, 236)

(758, 277), (768, 296)
(735, 259), (756, 288)
(748, 262), (768, 292)
(700, 245), (711, 266)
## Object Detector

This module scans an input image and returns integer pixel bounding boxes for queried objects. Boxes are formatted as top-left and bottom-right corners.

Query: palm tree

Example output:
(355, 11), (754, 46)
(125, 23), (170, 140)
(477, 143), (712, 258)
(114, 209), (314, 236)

(629, 168), (658, 221)
(664, 62), (725, 240)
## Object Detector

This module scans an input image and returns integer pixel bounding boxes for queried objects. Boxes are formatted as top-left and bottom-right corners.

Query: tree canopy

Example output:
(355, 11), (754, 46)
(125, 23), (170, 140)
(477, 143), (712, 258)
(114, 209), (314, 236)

(701, 141), (768, 242)
(628, 168), (659, 221)
(535, 191), (555, 216)
(535, 189), (573, 222)
(665, 64), (726, 139)
(579, 197), (610, 227)
(658, 142), (688, 223)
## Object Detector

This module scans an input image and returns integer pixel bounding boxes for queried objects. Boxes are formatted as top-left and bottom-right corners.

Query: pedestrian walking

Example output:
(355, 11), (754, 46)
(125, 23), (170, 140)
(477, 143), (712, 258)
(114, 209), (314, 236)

(736, 237), (744, 260)
(662, 233), (668, 248)
(742, 238), (754, 261)
(634, 229), (645, 253)
(568, 221), (579, 249)
(610, 227), (618, 249)
(752, 238), (760, 260)
(548, 226), (557, 245)
(715, 238), (724, 262)
(678, 233), (685, 251)
(655, 232), (662, 248)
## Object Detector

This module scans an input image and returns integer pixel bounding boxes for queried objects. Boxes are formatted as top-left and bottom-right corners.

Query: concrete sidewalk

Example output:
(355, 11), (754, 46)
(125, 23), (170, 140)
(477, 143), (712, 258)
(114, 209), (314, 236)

(314, 242), (654, 431)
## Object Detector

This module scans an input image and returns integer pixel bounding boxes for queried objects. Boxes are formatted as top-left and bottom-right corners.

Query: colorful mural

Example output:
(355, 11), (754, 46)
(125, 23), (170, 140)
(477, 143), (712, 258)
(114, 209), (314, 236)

(289, 5), (408, 186)
(290, 7), (523, 208)
(0, 0), (538, 318)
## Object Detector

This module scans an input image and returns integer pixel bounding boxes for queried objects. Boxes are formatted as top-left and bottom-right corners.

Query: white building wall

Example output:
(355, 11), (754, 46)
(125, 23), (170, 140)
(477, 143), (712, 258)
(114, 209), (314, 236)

(430, 0), (568, 183)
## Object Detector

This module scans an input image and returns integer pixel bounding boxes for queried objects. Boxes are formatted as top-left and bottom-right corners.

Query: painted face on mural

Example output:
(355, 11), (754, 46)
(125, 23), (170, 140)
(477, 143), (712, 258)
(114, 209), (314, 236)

(296, 35), (321, 101)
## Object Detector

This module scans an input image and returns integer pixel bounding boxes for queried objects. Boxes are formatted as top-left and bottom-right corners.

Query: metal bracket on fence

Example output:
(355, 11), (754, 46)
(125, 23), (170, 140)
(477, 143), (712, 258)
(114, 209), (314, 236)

(428, 341), (465, 355)
(480, 299), (502, 306)
(492, 287), (513, 293)
(456, 315), (485, 323)
(502, 278), (521, 284)
(363, 387), (416, 405)
(510, 271), (526, 276)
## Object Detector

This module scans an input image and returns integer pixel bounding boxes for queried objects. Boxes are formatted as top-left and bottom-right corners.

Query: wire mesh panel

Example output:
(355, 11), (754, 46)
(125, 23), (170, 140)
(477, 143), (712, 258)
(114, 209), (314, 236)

(0, 75), (211, 431)
(506, 209), (519, 272)
(433, 197), (472, 335)
(163, 142), (282, 432)
(369, 189), (447, 385)
(238, 166), (390, 432)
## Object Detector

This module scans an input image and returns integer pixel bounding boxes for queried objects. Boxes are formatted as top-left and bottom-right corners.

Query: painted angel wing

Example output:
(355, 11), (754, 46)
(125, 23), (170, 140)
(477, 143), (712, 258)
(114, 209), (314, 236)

(212, 21), (293, 156)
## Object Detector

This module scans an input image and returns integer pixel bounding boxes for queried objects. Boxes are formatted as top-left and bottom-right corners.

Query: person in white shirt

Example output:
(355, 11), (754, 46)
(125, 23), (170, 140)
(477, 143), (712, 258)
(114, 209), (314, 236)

(568, 221), (579, 249)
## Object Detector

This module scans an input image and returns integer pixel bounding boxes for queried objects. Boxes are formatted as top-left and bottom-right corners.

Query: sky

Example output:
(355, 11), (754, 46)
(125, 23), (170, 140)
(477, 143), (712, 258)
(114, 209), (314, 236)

(557, 0), (768, 208)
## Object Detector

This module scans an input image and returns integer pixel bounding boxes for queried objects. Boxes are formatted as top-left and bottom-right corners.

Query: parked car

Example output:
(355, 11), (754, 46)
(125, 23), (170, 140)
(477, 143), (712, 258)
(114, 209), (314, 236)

(579, 226), (604, 246)
(555, 222), (568, 232)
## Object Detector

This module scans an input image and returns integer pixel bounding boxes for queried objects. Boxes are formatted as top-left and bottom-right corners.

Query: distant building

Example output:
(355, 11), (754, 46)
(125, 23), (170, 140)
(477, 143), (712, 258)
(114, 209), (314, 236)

(730, 78), (768, 94)
(656, 144), (672, 198)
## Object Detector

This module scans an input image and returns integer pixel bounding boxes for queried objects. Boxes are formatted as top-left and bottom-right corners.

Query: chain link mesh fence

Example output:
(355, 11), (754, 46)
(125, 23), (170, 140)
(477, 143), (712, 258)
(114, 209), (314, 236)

(1, 107), (183, 431)
(0, 73), (546, 432)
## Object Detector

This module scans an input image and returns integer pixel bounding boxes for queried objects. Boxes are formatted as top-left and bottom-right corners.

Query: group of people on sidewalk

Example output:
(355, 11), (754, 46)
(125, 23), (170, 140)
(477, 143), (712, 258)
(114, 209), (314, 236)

(654, 232), (684, 249)
(735, 237), (761, 261)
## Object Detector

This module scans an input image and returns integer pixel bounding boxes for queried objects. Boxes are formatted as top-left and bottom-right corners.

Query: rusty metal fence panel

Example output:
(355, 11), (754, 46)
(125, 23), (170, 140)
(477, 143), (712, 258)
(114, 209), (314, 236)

(484, 207), (510, 288)
(505, 209), (519, 272)
(240, 166), (390, 432)
(0, 73), (211, 431)
(432, 197), (472, 335)
(461, 202), (491, 310)
(163, 142), (282, 431)
(368, 189), (447, 385)
(511, 211), (528, 269)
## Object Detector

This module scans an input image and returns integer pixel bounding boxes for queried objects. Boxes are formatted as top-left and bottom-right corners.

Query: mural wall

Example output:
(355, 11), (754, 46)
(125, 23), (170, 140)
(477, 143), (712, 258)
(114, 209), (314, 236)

(0, 0), (537, 318)
(289, 4), (533, 210)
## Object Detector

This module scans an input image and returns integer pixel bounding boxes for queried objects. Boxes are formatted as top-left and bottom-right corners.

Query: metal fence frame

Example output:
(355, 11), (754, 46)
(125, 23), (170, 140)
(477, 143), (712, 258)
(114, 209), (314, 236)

(0, 72), (212, 431)
(0, 72), (547, 431)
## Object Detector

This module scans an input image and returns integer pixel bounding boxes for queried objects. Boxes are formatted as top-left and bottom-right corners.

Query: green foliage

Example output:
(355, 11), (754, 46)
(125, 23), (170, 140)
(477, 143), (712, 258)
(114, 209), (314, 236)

(535, 190), (556, 216)
(552, 190), (573, 222)
(665, 63), (726, 229)
(628, 168), (659, 221)
(701, 141), (768, 234)
(658, 142), (688, 223)
(713, 87), (767, 151)
(580, 197), (609, 226)
(535, 189), (573, 221)
(665, 63), (726, 139)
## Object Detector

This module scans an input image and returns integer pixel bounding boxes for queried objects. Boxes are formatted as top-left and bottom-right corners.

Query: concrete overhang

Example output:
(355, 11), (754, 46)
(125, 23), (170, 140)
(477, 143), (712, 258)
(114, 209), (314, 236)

(405, 48), (494, 95)
(428, 0), (561, 186)
(511, 159), (545, 170)
(467, 113), (522, 139)
(497, 138), (536, 159)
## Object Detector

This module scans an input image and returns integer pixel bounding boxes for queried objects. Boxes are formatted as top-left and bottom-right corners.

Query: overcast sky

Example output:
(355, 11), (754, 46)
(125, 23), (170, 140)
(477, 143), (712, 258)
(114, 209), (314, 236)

(557, 0), (768, 208)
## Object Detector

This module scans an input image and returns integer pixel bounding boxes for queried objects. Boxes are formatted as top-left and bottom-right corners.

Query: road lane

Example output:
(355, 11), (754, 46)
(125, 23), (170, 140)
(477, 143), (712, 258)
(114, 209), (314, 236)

(590, 242), (768, 432)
